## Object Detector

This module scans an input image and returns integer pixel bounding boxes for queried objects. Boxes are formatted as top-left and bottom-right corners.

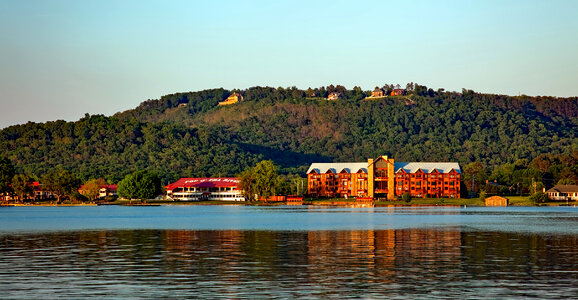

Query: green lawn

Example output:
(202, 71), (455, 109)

(307, 196), (566, 207)
(375, 198), (484, 206)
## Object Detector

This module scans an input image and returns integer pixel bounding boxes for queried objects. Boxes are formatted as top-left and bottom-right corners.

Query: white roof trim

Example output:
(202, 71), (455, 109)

(394, 162), (461, 174)
(307, 162), (368, 174)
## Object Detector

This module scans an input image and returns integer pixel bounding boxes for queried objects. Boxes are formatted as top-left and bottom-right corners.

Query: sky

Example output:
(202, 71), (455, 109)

(1, 0), (578, 128)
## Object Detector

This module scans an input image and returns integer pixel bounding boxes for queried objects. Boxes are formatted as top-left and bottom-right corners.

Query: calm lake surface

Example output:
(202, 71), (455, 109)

(1, 205), (577, 299)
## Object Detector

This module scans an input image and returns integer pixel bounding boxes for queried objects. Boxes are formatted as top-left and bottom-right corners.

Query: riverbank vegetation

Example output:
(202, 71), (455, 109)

(0, 84), (576, 204)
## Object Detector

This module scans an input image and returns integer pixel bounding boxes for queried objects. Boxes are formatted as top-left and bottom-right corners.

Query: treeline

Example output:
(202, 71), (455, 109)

(0, 114), (262, 184)
(0, 84), (576, 196)
(463, 152), (578, 196)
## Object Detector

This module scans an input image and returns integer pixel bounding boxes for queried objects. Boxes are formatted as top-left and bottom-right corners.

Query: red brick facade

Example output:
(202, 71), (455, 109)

(307, 158), (461, 199)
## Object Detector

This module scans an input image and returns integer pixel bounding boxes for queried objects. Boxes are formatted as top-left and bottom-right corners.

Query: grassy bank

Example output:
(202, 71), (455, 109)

(308, 196), (576, 207)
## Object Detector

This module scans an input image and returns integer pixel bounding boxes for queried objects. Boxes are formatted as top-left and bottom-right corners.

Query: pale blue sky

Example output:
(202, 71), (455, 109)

(1, 0), (577, 128)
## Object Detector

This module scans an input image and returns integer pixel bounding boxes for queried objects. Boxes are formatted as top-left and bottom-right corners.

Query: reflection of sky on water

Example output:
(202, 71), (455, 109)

(1, 227), (577, 299)
(1, 206), (577, 235)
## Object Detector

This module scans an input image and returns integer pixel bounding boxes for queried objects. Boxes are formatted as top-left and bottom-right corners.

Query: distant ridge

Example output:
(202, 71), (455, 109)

(1, 84), (576, 184)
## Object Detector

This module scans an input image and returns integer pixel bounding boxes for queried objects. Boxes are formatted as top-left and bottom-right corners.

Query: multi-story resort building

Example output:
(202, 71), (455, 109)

(166, 178), (245, 201)
(307, 155), (461, 199)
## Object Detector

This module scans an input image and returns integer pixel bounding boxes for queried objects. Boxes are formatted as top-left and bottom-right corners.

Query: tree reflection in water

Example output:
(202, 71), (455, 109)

(1, 229), (577, 298)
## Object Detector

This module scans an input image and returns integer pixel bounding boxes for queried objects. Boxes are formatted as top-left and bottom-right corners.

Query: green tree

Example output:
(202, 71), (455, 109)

(402, 192), (411, 203)
(0, 156), (15, 196)
(11, 174), (33, 202)
(83, 178), (107, 201)
(239, 160), (280, 200)
(238, 169), (256, 201)
(530, 191), (548, 204)
(117, 170), (161, 201)
(479, 191), (487, 201)
(558, 178), (576, 185)
(252, 160), (279, 199)
(463, 162), (488, 193)
(42, 170), (81, 202)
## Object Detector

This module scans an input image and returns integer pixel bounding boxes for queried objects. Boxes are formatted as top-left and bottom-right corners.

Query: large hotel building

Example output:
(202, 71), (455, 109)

(307, 155), (461, 199)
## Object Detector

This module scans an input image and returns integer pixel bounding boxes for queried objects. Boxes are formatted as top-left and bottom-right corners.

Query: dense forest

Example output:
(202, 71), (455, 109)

(1, 84), (577, 193)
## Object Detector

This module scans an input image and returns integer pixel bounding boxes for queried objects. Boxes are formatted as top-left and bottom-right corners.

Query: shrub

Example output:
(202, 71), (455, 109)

(70, 192), (88, 202)
(530, 191), (548, 204)
(402, 192), (411, 203)
(479, 191), (487, 201)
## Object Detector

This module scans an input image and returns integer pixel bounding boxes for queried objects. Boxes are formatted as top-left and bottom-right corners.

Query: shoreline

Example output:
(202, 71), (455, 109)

(2, 200), (576, 208)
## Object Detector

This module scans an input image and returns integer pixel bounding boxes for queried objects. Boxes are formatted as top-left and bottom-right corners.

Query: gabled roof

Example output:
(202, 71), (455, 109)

(546, 185), (578, 193)
(166, 178), (240, 190)
(307, 162), (368, 174)
(394, 162), (461, 174)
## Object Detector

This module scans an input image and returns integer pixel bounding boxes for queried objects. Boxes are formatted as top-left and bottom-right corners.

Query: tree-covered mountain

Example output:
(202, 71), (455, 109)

(1, 84), (577, 189)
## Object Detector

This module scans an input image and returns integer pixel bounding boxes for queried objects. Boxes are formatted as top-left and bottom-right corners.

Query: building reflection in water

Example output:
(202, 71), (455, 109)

(2, 228), (578, 298)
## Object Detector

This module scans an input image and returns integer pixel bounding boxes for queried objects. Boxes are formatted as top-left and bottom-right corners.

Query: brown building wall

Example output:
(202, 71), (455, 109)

(395, 170), (460, 198)
(308, 158), (461, 199)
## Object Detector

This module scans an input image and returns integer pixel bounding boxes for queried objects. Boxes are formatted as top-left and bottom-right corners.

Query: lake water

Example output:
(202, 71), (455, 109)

(1, 205), (577, 299)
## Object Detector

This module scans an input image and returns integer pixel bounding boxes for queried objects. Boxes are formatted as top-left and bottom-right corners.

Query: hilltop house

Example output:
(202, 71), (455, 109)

(218, 93), (244, 106)
(327, 92), (341, 101)
(391, 89), (406, 96)
(371, 88), (385, 98)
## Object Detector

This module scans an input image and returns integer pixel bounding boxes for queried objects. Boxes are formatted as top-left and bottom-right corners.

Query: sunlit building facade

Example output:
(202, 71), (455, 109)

(166, 178), (245, 201)
(307, 156), (461, 199)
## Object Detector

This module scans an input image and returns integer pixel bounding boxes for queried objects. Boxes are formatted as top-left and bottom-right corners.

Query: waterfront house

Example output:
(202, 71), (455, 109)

(218, 93), (244, 106)
(546, 185), (578, 201)
(32, 182), (55, 200)
(99, 185), (117, 198)
(166, 177), (245, 201)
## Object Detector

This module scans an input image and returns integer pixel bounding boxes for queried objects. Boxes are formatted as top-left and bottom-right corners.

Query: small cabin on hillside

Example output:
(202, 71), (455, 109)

(391, 89), (406, 96)
(371, 88), (385, 98)
(327, 92), (341, 101)
(218, 93), (244, 106)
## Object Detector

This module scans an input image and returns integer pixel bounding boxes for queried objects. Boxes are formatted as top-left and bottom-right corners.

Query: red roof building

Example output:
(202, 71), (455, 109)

(166, 178), (245, 201)
(100, 185), (117, 198)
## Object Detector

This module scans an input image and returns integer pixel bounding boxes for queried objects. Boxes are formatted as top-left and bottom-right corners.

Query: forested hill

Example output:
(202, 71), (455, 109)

(1, 85), (577, 185)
